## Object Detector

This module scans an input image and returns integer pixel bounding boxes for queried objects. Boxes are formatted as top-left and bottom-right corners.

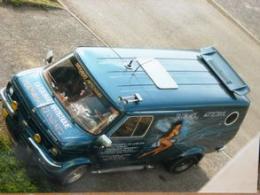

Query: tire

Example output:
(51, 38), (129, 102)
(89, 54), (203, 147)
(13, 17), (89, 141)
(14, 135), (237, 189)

(165, 156), (199, 174)
(60, 165), (88, 185)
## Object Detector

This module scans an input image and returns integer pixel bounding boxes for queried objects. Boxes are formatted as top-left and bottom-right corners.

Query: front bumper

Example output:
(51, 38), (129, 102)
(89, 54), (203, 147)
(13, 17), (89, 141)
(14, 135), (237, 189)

(0, 87), (15, 117)
(1, 86), (91, 178)
(0, 87), (62, 174)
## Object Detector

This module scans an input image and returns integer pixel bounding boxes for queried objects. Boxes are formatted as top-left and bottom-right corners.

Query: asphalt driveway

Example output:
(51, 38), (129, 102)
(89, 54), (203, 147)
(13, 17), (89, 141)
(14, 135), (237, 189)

(0, 0), (259, 192)
(58, 0), (260, 192)
(0, 4), (102, 192)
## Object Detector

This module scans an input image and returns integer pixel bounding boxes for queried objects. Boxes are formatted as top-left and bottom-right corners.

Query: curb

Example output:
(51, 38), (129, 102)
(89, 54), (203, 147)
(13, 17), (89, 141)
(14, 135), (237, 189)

(207, 0), (260, 46)
(200, 133), (259, 193)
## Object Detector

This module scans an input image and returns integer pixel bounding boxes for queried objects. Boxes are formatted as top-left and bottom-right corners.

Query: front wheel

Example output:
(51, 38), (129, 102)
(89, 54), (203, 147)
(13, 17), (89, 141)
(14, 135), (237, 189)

(60, 165), (88, 185)
(165, 156), (200, 173)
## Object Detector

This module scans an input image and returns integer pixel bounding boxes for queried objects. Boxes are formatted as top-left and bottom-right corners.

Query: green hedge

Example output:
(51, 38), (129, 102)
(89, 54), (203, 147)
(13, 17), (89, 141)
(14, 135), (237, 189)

(2, 0), (61, 8)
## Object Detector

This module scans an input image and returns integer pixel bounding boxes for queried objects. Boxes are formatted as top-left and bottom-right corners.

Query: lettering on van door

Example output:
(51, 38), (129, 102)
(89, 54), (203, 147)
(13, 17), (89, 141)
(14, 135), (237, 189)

(98, 116), (153, 161)
(98, 142), (144, 161)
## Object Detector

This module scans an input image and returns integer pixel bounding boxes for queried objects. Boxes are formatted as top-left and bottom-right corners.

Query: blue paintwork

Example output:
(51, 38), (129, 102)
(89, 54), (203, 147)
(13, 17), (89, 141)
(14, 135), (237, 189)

(12, 68), (95, 150)
(76, 47), (249, 113)
(2, 47), (250, 181)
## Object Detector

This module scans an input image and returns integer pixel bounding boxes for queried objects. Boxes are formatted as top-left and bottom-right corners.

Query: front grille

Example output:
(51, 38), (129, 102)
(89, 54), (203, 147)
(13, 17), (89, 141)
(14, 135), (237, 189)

(9, 87), (53, 149)
(11, 91), (36, 128)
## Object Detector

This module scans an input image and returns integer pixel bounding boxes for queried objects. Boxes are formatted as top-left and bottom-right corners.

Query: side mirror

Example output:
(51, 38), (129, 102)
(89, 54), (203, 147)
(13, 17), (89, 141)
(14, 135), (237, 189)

(96, 134), (112, 148)
(45, 50), (54, 65)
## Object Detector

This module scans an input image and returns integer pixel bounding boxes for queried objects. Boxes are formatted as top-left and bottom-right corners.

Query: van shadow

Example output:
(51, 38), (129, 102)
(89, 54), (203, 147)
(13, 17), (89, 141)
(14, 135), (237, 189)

(13, 145), (57, 192)
(54, 165), (209, 192)
(14, 147), (209, 192)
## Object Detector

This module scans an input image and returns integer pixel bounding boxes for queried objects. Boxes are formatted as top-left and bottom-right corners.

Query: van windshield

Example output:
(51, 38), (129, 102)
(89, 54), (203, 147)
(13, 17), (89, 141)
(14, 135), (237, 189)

(43, 54), (119, 135)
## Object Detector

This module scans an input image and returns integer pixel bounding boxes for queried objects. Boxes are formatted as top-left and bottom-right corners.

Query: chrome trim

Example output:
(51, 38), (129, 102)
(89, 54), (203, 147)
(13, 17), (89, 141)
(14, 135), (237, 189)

(119, 93), (143, 104)
(224, 111), (239, 126)
(32, 102), (54, 113)
(28, 137), (62, 168)
(91, 164), (154, 174)
(0, 87), (15, 116)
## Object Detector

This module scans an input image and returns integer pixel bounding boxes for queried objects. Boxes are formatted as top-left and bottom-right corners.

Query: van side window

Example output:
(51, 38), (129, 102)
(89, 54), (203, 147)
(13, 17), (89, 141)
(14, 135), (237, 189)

(112, 116), (153, 137)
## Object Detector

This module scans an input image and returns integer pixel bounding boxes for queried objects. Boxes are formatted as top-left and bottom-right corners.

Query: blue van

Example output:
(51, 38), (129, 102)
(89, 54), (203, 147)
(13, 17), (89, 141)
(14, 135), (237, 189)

(0, 47), (250, 184)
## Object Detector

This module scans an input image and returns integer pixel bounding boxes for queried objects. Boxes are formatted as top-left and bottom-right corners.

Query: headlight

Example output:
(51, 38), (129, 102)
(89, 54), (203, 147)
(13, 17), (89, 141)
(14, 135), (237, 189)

(33, 133), (41, 144)
(49, 147), (59, 156)
(11, 101), (18, 111)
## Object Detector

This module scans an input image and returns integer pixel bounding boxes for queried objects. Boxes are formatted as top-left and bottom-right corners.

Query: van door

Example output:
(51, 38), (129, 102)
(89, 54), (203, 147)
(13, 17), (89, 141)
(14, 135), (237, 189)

(96, 116), (153, 165)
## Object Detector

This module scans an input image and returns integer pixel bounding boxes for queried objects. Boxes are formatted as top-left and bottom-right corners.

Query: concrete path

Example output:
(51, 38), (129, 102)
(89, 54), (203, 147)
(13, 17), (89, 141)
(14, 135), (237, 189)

(200, 134), (259, 193)
(215, 0), (260, 42)
(59, 0), (260, 192)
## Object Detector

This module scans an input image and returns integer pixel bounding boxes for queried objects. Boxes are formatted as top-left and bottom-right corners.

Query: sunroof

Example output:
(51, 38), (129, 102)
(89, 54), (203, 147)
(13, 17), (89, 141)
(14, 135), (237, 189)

(137, 58), (178, 89)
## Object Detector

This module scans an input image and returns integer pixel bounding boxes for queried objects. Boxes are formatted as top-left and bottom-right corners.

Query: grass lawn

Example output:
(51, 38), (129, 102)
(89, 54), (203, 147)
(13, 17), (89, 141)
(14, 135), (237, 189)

(0, 126), (38, 192)
(3, 0), (61, 8)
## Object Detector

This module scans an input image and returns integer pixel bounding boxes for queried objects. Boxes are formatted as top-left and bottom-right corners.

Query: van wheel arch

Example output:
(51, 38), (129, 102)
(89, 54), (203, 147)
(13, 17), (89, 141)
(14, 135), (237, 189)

(58, 164), (89, 185)
(164, 153), (204, 173)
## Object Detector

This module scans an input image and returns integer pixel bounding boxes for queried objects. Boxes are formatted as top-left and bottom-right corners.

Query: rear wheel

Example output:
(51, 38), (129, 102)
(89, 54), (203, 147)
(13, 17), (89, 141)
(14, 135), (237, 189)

(60, 165), (88, 185)
(165, 155), (200, 173)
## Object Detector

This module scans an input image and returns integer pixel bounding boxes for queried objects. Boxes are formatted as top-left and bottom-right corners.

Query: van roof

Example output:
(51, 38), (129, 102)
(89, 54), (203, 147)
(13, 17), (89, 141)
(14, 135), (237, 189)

(76, 47), (249, 113)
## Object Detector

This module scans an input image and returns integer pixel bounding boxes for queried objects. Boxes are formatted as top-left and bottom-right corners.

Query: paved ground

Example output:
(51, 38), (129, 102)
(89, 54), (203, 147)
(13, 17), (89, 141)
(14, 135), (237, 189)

(0, 0), (259, 192)
(0, 5), (102, 88)
(60, 0), (260, 192)
(0, 4), (102, 192)
(200, 134), (259, 193)
(216, 0), (260, 41)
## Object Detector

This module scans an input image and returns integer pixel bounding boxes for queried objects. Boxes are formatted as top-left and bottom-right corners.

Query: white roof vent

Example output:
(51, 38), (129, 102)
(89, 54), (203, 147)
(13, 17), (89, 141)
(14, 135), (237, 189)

(137, 58), (178, 89)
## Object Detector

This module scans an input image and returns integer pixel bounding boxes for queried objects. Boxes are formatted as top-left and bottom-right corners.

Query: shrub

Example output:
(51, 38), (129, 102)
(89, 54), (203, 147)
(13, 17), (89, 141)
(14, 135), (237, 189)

(2, 0), (61, 8)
